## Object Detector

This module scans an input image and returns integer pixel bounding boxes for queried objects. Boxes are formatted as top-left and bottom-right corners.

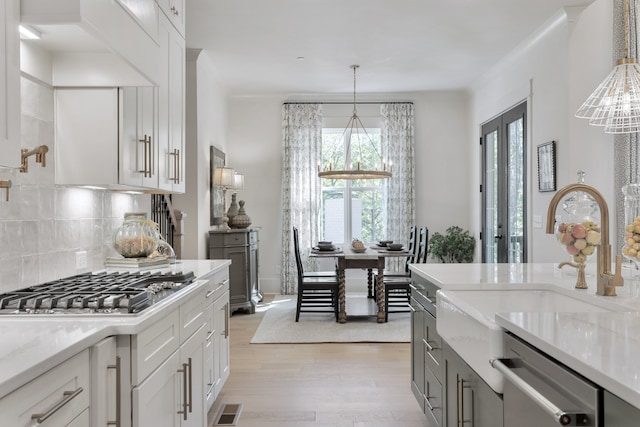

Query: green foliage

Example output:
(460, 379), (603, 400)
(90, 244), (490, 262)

(428, 226), (476, 263)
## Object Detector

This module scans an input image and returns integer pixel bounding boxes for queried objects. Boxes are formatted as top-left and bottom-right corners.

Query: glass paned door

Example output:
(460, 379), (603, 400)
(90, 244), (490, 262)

(481, 102), (527, 263)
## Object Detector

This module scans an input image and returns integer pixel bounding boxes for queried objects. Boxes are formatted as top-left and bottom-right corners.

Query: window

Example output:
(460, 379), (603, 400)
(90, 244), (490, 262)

(320, 127), (386, 244)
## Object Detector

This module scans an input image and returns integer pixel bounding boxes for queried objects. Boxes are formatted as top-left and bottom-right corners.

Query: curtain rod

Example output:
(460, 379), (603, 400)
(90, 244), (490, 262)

(283, 101), (413, 105)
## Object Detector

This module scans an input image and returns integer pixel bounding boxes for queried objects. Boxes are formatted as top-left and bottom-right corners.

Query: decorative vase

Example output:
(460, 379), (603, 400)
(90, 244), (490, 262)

(227, 193), (239, 223)
(113, 212), (159, 258)
(230, 200), (252, 229)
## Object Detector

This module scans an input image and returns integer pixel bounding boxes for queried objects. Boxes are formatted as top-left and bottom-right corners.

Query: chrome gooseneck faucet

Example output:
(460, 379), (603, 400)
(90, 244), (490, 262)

(546, 183), (624, 296)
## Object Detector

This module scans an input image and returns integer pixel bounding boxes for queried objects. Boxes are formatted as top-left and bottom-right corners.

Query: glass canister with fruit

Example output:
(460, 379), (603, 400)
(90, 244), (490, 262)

(113, 212), (160, 258)
(555, 171), (602, 288)
(622, 183), (640, 264)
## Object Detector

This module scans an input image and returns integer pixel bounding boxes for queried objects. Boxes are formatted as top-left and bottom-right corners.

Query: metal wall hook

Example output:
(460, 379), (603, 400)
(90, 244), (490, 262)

(0, 180), (11, 201)
(20, 145), (49, 173)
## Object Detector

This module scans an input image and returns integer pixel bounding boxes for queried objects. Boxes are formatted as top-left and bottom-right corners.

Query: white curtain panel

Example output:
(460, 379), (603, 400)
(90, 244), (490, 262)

(381, 103), (416, 271)
(280, 104), (324, 294)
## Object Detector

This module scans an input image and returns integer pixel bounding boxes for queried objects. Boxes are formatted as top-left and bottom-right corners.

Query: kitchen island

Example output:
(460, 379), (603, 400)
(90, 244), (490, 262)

(409, 262), (640, 426)
(0, 259), (230, 427)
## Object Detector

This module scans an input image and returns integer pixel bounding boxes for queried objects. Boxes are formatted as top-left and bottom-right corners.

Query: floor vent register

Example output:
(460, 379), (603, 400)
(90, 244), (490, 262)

(213, 403), (243, 426)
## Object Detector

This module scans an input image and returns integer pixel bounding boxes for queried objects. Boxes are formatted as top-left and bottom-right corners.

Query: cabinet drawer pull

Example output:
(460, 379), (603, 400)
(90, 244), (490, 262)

(424, 340), (439, 352)
(425, 395), (439, 411)
(491, 358), (589, 426)
(107, 356), (121, 427)
(31, 387), (84, 424)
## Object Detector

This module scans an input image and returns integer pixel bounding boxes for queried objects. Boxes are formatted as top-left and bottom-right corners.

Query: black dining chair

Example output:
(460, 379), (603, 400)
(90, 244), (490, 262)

(293, 227), (337, 278)
(383, 226), (429, 322)
(372, 225), (417, 299)
(292, 227), (339, 322)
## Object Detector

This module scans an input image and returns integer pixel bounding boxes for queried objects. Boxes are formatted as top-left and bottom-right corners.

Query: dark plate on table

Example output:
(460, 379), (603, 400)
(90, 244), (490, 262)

(386, 244), (404, 251)
(314, 245), (337, 251)
(377, 240), (393, 247)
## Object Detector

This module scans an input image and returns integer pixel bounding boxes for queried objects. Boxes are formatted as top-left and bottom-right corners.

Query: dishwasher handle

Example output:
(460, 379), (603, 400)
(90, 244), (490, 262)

(490, 358), (591, 426)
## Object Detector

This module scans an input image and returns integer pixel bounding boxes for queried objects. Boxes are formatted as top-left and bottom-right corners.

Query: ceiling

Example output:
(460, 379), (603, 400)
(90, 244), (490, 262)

(186, 0), (596, 96)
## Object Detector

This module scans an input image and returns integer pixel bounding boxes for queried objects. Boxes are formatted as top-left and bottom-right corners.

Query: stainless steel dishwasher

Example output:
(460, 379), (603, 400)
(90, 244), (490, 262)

(491, 332), (602, 427)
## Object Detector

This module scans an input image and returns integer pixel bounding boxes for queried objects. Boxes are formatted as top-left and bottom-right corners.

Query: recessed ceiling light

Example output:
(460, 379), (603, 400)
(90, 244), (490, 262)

(296, 56), (305, 61)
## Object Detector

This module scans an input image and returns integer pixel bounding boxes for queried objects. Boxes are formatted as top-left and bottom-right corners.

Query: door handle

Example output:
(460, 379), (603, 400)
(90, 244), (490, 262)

(494, 234), (503, 240)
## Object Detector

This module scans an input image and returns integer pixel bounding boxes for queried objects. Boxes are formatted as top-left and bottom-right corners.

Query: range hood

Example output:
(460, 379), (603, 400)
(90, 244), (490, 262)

(20, 0), (160, 86)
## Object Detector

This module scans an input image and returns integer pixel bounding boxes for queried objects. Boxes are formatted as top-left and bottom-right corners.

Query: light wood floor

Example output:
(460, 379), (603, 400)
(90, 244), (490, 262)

(208, 295), (431, 427)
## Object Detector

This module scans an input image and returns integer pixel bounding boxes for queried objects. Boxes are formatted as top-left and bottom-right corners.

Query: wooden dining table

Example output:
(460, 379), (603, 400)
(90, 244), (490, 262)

(310, 245), (409, 323)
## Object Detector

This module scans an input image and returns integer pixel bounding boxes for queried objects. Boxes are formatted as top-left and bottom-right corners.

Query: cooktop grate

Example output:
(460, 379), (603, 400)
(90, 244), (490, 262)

(0, 271), (195, 315)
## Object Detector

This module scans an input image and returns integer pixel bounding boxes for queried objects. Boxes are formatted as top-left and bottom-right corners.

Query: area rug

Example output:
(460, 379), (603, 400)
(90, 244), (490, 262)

(250, 295), (410, 344)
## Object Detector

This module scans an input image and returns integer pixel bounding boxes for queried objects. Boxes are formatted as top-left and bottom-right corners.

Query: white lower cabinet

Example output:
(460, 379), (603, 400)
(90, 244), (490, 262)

(91, 336), (119, 427)
(0, 349), (90, 426)
(204, 270), (231, 410)
(133, 325), (206, 427)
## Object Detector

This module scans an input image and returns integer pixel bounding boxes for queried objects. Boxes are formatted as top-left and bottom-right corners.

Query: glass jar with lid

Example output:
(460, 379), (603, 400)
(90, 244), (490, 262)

(622, 183), (640, 296)
(113, 212), (159, 258)
(554, 171), (602, 287)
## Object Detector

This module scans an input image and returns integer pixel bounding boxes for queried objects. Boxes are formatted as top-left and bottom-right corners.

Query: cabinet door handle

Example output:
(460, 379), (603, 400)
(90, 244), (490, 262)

(177, 363), (188, 420)
(456, 375), (472, 426)
(223, 303), (229, 338)
(169, 149), (180, 183)
(31, 387), (84, 424)
(139, 136), (148, 176)
(107, 356), (121, 427)
(187, 357), (193, 413)
(148, 135), (153, 177)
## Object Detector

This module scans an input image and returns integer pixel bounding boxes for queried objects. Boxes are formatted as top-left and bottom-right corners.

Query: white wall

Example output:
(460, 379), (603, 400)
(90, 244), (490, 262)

(226, 92), (470, 294)
(174, 49), (228, 259)
(468, 0), (615, 264)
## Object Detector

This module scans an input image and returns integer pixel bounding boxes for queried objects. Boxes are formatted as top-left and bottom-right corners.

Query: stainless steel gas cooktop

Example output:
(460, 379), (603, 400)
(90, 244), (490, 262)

(0, 271), (195, 315)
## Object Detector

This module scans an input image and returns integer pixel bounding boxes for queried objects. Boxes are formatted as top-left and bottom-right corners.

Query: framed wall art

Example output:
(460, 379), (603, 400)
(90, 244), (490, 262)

(537, 141), (556, 192)
(210, 146), (226, 226)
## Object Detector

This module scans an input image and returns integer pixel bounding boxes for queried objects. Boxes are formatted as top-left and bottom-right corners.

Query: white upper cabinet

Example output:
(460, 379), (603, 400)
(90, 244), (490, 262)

(157, 12), (185, 193)
(156, 0), (185, 37)
(21, 0), (160, 86)
(0, 0), (21, 168)
(55, 87), (162, 191)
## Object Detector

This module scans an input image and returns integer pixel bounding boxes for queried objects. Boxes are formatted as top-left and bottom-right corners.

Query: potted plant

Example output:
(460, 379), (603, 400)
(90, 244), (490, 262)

(428, 226), (476, 263)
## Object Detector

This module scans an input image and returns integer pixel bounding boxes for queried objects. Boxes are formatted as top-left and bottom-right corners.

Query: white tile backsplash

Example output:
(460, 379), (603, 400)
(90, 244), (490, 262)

(0, 76), (148, 293)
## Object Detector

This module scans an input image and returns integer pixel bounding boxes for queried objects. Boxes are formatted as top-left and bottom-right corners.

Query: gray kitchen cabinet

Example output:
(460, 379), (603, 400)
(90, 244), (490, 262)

(209, 229), (262, 314)
(605, 391), (640, 426)
(444, 341), (503, 427)
(411, 275), (445, 426)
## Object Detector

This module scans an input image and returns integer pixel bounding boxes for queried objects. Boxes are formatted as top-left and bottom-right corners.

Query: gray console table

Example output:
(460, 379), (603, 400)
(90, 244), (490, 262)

(208, 228), (262, 314)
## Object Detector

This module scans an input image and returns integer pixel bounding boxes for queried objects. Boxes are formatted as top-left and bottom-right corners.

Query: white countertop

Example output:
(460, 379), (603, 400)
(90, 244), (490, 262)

(0, 259), (230, 399)
(410, 262), (640, 408)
